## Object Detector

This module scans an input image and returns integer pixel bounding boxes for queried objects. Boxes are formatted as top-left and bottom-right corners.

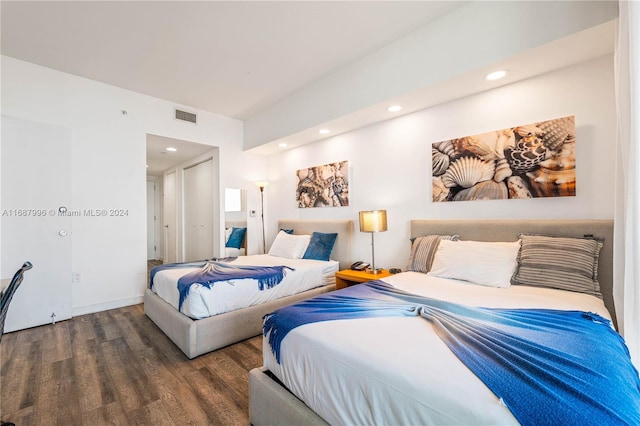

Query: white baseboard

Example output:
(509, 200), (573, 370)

(72, 295), (144, 317)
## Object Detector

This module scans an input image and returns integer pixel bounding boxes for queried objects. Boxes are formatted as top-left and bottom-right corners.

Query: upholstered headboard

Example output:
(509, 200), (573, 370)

(410, 219), (616, 328)
(278, 220), (353, 270)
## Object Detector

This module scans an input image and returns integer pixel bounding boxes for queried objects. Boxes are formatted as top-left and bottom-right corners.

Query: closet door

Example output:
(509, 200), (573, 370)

(1, 116), (72, 332)
(164, 171), (177, 264)
(183, 158), (213, 261)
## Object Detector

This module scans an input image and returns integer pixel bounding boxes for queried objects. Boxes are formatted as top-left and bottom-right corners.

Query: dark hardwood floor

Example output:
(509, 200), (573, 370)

(0, 303), (263, 425)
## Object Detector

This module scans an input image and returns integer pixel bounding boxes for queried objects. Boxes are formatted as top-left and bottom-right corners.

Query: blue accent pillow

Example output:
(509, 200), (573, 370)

(226, 227), (246, 249)
(302, 232), (338, 261)
(280, 228), (294, 234)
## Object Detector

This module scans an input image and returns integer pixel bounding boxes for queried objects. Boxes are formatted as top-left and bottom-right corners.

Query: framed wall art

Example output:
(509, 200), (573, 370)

(432, 116), (576, 202)
(296, 161), (349, 208)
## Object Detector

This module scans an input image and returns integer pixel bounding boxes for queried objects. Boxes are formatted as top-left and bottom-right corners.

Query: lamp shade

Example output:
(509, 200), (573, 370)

(359, 210), (388, 233)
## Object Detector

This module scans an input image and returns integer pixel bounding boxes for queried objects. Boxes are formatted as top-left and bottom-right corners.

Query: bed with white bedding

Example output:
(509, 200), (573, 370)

(144, 219), (352, 359)
(249, 219), (640, 425)
(151, 255), (338, 319)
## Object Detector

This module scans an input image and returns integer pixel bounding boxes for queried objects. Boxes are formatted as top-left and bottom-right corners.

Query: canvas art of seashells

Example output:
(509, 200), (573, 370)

(432, 116), (576, 202)
(296, 160), (350, 208)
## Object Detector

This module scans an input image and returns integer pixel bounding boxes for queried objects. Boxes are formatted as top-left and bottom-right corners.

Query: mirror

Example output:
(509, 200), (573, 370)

(225, 188), (244, 213)
(224, 188), (248, 256)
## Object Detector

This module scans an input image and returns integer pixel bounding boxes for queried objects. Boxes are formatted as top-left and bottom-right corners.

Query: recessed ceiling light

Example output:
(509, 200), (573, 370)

(166, 147), (177, 152)
(278, 143), (288, 148)
(485, 70), (507, 81)
(387, 105), (402, 113)
(319, 129), (330, 135)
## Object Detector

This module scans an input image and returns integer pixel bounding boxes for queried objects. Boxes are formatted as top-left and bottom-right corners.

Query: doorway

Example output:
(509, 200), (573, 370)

(146, 134), (220, 264)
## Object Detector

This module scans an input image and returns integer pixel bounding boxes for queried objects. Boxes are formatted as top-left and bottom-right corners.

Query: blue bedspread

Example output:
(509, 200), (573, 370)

(263, 280), (640, 426)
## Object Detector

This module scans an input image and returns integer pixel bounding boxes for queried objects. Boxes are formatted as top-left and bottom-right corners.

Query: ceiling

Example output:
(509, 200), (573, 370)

(0, 1), (464, 120)
(1, 1), (615, 172)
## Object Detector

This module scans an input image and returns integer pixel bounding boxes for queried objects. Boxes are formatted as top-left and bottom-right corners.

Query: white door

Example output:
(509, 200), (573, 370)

(146, 179), (156, 260)
(164, 171), (177, 263)
(1, 116), (72, 332)
(184, 159), (213, 261)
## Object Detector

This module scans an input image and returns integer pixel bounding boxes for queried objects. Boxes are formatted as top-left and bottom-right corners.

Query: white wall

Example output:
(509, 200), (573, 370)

(1, 56), (267, 315)
(265, 55), (616, 270)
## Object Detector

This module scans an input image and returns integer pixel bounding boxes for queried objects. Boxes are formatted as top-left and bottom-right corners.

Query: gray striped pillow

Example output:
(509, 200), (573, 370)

(511, 234), (603, 298)
(407, 235), (458, 273)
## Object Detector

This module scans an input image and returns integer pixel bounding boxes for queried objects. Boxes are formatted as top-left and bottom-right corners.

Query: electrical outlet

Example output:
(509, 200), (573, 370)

(72, 272), (82, 283)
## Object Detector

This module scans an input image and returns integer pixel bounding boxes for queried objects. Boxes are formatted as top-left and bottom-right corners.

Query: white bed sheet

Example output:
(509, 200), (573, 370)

(152, 254), (338, 319)
(263, 271), (612, 425)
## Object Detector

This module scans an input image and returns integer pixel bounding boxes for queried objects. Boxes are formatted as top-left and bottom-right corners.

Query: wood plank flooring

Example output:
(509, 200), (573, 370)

(0, 303), (263, 425)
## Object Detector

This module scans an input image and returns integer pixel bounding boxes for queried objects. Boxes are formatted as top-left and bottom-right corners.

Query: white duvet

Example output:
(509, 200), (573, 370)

(263, 271), (612, 425)
(151, 254), (338, 319)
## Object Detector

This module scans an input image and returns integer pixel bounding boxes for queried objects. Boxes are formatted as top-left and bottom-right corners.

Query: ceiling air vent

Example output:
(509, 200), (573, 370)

(174, 108), (197, 124)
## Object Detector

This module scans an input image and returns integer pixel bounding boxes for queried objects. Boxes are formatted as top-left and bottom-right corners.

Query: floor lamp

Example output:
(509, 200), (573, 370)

(256, 181), (268, 254)
(359, 210), (388, 274)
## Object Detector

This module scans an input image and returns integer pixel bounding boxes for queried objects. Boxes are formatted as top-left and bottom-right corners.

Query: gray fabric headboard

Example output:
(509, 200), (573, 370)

(278, 220), (353, 270)
(410, 219), (616, 328)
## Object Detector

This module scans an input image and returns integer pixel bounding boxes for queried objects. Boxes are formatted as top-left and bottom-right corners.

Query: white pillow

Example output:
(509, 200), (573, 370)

(268, 230), (311, 259)
(427, 239), (521, 288)
(225, 227), (233, 243)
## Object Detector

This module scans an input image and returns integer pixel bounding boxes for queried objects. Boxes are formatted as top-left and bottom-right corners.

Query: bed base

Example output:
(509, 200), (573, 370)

(249, 367), (328, 426)
(144, 283), (335, 359)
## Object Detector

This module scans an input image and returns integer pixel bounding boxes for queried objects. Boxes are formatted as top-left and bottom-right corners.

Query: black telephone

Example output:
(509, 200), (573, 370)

(350, 261), (370, 271)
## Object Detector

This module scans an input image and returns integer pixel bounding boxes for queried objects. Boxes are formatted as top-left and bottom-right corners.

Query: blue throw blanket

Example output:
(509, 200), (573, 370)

(263, 280), (640, 426)
(149, 257), (237, 290)
(150, 258), (293, 311)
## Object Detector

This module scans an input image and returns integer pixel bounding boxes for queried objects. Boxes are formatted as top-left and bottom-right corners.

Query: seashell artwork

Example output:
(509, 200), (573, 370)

(296, 160), (349, 208)
(507, 176), (533, 199)
(432, 176), (450, 202)
(538, 115), (575, 151)
(431, 115), (576, 202)
(433, 140), (456, 158)
(537, 140), (575, 171)
(441, 156), (495, 188)
(432, 148), (450, 176)
(493, 158), (513, 183)
(505, 134), (547, 174)
(526, 166), (576, 198)
(459, 129), (515, 161)
(453, 180), (508, 201)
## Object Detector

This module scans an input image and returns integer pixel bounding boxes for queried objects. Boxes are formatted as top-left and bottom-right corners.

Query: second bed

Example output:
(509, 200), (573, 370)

(144, 219), (353, 358)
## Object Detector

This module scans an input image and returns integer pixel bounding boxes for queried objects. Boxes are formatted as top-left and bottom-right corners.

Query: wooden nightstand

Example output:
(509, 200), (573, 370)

(335, 269), (392, 290)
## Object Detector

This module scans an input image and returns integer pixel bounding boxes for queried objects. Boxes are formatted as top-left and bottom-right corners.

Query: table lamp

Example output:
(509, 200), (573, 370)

(359, 210), (387, 274)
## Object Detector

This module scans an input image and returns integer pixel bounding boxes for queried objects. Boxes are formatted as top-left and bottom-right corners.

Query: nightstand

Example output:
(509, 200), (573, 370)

(335, 269), (392, 290)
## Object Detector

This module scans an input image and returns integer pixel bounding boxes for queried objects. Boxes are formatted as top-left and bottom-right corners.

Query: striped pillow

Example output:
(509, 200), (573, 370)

(407, 235), (458, 273)
(511, 234), (603, 298)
